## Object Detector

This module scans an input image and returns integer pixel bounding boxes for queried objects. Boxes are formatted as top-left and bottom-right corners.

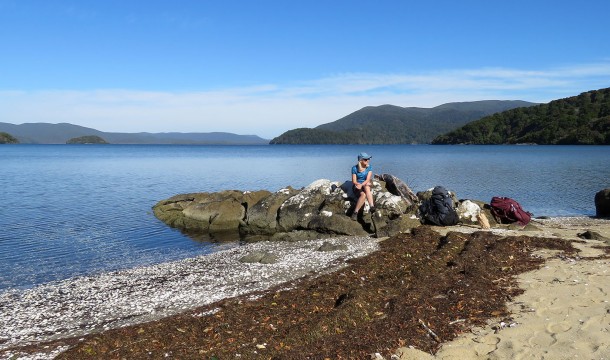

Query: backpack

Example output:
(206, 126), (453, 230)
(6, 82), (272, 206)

(419, 186), (459, 226)
(489, 197), (532, 226)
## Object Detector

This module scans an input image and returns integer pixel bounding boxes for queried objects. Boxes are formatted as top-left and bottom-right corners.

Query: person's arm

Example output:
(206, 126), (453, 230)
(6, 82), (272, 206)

(363, 169), (373, 187)
(352, 173), (362, 188)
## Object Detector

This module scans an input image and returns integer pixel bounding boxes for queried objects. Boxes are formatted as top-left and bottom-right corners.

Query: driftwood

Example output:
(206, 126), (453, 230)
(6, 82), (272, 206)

(418, 319), (441, 343)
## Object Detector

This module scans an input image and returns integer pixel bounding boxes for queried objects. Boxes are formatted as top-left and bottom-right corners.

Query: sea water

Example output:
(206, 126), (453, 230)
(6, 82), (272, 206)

(1, 144), (609, 291)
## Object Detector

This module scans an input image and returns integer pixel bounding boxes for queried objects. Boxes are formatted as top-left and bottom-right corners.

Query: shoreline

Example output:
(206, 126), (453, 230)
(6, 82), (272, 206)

(0, 236), (380, 358)
(2, 216), (609, 359)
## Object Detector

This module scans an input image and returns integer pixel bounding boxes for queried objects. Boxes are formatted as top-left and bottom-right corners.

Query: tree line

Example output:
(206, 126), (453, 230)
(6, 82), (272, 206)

(432, 88), (610, 145)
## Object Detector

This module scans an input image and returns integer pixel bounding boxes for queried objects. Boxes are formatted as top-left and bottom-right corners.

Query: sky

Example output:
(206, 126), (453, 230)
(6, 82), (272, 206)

(1, 0), (610, 139)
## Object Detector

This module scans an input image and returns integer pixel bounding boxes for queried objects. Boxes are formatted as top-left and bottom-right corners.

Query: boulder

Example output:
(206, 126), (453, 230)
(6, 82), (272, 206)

(595, 188), (610, 217)
(277, 180), (332, 232)
(375, 173), (419, 205)
(456, 200), (481, 225)
(242, 187), (298, 235)
(317, 242), (349, 252)
(307, 213), (369, 236)
(153, 190), (270, 232)
(374, 212), (421, 238)
(239, 251), (279, 264)
(577, 230), (609, 241)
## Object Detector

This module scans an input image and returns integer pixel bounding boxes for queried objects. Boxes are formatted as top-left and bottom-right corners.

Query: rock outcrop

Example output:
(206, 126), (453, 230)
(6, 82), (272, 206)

(152, 177), (535, 242)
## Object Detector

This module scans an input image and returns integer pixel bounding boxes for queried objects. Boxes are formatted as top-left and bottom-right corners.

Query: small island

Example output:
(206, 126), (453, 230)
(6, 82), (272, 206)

(0, 132), (19, 144)
(66, 135), (109, 144)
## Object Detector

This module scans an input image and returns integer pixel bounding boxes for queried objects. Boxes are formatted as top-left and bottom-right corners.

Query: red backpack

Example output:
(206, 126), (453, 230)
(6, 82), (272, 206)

(489, 197), (532, 226)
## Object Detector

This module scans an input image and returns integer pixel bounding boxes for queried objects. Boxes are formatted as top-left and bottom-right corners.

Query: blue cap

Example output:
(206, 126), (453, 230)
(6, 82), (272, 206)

(358, 152), (372, 160)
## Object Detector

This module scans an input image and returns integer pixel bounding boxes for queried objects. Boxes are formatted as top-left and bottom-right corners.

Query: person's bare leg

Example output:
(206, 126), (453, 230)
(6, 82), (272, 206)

(364, 185), (375, 211)
(354, 192), (366, 212)
(352, 192), (366, 219)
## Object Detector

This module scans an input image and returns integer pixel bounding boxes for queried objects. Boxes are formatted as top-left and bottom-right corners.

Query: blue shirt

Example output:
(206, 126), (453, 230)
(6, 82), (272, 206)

(352, 165), (372, 184)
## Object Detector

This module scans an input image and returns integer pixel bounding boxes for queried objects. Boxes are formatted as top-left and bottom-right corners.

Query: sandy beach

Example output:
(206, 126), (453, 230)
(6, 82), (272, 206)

(2, 217), (609, 359)
(399, 217), (610, 360)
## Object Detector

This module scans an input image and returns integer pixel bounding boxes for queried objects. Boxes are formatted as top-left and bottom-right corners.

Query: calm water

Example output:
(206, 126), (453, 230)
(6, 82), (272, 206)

(1, 144), (609, 291)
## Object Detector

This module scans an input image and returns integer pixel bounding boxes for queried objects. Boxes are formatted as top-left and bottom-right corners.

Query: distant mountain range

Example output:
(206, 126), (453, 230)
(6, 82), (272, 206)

(432, 87), (610, 145)
(270, 100), (537, 144)
(6, 88), (606, 146)
(0, 122), (269, 145)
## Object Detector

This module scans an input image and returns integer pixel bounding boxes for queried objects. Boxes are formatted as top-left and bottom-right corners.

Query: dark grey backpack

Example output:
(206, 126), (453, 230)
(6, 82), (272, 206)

(420, 186), (459, 226)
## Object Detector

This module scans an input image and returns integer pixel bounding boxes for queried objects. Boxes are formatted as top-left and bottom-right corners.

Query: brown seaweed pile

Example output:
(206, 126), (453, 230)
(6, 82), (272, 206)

(22, 227), (581, 359)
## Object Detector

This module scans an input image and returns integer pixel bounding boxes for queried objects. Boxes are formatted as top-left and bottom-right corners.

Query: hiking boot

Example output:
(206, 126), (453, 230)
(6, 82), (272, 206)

(350, 212), (358, 221)
(370, 206), (377, 213)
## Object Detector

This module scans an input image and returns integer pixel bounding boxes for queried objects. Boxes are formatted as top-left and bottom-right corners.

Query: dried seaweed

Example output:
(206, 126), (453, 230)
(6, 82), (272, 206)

(23, 227), (581, 359)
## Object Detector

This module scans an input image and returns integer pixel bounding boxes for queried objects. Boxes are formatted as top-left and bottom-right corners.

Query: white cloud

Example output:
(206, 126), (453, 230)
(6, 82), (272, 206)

(1, 62), (609, 139)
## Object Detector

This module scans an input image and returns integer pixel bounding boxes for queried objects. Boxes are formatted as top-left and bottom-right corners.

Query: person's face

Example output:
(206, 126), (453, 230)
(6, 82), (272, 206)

(360, 158), (370, 166)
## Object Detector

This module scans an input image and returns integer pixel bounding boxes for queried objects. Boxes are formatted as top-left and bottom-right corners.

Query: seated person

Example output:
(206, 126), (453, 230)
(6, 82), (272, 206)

(350, 152), (376, 220)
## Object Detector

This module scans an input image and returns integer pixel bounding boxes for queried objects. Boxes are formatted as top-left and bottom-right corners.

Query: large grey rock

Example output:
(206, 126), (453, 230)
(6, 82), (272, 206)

(307, 213), (369, 236)
(317, 242), (349, 252)
(374, 212), (422, 238)
(242, 187), (298, 235)
(595, 188), (610, 217)
(239, 251), (279, 264)
(277, 180), (335, 232)
(375, 173), (419, 205)
(153, 190), (269, 232)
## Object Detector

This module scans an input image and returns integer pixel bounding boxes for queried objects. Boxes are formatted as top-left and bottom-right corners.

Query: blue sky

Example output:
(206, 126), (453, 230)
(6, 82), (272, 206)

(1, 0), (609, 139)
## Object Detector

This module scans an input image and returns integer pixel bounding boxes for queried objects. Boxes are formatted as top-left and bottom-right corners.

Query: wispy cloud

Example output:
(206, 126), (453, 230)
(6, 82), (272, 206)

(1, 62), (609, 138)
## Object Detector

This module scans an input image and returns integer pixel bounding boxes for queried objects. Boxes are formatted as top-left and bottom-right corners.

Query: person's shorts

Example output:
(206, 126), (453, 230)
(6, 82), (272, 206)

(352, 184), (366, 196)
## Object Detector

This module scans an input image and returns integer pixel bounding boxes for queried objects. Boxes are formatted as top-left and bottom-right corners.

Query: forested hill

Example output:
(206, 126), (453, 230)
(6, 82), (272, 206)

(270, 100), (535, 144)
(432, 87), (610, 145)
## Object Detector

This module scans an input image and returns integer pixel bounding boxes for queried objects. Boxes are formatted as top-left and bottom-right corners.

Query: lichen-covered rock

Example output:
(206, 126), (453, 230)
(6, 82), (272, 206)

(375, 173), (419, 205)
(456, 200), (481, 224)
(277, 180), (335, 232)
(242, 187), (298, 235)
(374, 191), (411, 218)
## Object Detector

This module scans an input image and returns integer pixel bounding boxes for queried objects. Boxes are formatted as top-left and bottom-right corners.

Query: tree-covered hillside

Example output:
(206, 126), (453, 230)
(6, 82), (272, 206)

(270, 101), (535, 144)
(0, 132), (19, 144)
(432, 87), (610, 145)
